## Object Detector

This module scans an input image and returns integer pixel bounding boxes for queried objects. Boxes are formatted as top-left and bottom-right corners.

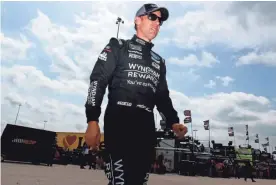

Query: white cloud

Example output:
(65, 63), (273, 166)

(204, 80), (216, 88)
(1, 91), (87, 132)
(1, 65), (88, 96)
(216, 76), (235, 86)
(1, 5), (138, 133)
(1, 32), (34, 62)
(168, 2), (276, 50)
(3, 78), (275, 146)
(163, 90), (275, 146)
(25, 10), (133, 82)
(236, 51), (276, 67)
(4, 92), (26, 106)
(167, 51), (219, 68)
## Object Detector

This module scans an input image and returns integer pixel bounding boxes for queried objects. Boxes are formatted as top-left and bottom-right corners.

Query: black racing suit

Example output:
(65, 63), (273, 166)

(85, 34), (179, 185)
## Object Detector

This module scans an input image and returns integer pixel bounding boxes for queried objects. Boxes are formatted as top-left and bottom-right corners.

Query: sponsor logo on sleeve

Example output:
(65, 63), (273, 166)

(99, 52), (107, 61)
(104, 45), (111, 52)
(87, 81), (98, 106)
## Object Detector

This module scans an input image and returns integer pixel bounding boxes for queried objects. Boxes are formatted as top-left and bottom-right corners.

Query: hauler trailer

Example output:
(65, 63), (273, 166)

(1, 124), (56, 165)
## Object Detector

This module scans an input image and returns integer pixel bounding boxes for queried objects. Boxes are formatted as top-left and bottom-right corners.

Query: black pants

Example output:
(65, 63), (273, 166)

(103, 105), (156, 185)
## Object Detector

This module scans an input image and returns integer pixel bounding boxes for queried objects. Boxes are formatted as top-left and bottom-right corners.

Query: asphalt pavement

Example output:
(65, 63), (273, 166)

(1, 162), (275, 185)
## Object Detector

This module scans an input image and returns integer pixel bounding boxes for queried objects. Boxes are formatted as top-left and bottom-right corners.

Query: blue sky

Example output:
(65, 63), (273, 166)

(2, 1), (276, 99)
(1, 1), (276, 148)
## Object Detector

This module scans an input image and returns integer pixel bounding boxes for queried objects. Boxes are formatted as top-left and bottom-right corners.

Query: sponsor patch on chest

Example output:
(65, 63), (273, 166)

(150, 51), (161, 63)
(129, 53), (142, 59)
(128, 50), (142, 55)
(152, 62), (160, 70)
(129, 43), (142, 51)
(117, 101), (132, 107)
(135, 38), (146, 45)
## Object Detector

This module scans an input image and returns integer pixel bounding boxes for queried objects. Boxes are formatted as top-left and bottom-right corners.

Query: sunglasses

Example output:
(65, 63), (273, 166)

(147, 13), (163, 26)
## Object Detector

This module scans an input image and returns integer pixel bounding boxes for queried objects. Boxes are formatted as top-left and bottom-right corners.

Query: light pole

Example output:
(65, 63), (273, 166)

(43, 120), (47, 130)
(116, 17), (124, 39)
(15, 104), (22, 125)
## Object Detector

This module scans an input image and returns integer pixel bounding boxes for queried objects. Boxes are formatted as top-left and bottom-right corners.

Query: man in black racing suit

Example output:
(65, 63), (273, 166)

(85, 3), (187, 185)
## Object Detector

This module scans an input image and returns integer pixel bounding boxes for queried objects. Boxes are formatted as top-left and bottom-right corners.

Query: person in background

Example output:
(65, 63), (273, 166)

(244, 162), (256, 182)
(80, 142), (89, 169)
(88, 148), (97, 170)
(200, 144), (205, 152)
(234, 162), (241, 179)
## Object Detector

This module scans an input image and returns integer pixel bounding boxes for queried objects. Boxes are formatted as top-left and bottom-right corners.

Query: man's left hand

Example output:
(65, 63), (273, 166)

(172, 123), (188, 139)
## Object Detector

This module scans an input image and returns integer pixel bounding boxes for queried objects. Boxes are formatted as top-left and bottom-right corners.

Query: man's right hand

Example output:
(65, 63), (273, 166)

(172, 123), (188, 139)
(85, 121), (101, 149)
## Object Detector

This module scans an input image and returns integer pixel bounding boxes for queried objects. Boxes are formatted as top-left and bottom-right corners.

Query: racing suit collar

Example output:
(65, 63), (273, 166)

(132, 34), (154, 49)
